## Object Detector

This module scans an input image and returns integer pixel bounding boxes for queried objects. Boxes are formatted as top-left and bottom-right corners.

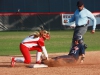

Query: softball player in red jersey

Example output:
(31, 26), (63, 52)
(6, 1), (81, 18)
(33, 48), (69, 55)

(11, 30), (50, 67)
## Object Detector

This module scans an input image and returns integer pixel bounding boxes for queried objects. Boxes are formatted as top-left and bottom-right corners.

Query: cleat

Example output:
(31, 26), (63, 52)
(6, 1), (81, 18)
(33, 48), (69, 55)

(11, 57), (15, 67)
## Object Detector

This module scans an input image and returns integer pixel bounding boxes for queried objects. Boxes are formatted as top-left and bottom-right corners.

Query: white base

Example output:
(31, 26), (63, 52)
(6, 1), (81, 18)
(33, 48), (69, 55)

(29, 64), (48, 68)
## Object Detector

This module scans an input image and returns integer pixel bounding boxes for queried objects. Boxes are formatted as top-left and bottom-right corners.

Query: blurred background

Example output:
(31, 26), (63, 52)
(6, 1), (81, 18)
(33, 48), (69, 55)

(0, 0), (100, 31)
(0, 0), (99, 12)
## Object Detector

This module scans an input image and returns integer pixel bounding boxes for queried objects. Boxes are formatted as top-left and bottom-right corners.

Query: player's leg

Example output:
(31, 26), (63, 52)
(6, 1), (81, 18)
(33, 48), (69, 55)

(54, 55), (76, 63)
(30, 46), (42, 64)
(75, 28), (88, 49)
(20, 43), (31, 64)
(71, 26), (88, 48)
(42, 55), (76, 67)
(11, 43), (31, 67)
(36, 51), (42, 64)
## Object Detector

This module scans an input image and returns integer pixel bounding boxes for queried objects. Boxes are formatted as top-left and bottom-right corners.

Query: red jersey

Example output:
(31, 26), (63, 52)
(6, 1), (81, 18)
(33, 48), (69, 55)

(21, 36), (45, 48)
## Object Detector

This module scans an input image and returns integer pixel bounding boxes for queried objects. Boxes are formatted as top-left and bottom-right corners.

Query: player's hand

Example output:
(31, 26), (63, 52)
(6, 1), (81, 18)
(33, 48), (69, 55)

(47, 57), (51, 61)
(91, 30), (95, 34)
(42, 57), (50, 61)
(80, 60), (84, 64)
(80, 55), (85, 64)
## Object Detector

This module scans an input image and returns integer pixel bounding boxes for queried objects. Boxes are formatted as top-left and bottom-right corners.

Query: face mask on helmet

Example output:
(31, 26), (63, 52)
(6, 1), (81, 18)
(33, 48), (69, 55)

(45, 32), (50, 40)
(40, 30), (50, 40)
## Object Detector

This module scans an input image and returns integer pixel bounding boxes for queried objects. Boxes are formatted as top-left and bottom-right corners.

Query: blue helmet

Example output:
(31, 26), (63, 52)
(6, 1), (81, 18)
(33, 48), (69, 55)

(74, 35), (83, 41)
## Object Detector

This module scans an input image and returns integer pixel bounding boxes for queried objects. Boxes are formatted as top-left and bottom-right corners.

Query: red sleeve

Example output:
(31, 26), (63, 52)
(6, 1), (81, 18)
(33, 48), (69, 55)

(38, 37), (45, 46)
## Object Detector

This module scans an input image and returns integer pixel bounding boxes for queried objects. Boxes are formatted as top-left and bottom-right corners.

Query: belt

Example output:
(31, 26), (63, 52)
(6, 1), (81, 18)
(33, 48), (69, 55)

(76, 24), (87, 27)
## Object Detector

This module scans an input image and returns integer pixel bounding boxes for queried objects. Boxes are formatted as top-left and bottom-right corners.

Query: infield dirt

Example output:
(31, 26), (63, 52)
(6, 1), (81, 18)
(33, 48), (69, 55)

(0, 51), (100, 75)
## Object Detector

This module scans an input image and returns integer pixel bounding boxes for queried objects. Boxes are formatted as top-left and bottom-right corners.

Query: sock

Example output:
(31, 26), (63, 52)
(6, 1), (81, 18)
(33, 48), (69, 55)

(15, 57), (25, 63)
(36, 52), (42, 63)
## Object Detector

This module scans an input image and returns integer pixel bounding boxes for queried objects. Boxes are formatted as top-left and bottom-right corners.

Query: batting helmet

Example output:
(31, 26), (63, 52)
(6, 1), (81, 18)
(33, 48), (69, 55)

(74, 35), (83, 43)
(40, 30), (50, 40)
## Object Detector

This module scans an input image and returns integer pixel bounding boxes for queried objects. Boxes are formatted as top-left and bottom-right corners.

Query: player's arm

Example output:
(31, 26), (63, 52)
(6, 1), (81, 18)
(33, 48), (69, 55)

(87, 10), (96, 33)
(41, 46), (48, 60)
(80, 54), (85, 63)
(38, 39), (49, 60)
(80, 44), (85, 63)
(39, 30), (50, 60)
(68, 14), (75, 23)
(64, 13), (75, 23)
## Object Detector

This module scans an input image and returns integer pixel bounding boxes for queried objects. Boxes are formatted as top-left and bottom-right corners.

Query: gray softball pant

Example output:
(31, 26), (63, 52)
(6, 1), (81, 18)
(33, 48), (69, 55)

(71, 25), (88, 46)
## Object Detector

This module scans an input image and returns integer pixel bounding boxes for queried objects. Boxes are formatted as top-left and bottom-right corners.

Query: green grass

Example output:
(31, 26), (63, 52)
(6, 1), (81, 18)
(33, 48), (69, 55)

(0, 30), (100, 55)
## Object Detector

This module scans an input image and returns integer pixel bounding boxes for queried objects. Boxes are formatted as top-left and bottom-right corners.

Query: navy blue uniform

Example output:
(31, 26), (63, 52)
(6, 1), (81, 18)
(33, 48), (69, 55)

(69, 43), (85, 60)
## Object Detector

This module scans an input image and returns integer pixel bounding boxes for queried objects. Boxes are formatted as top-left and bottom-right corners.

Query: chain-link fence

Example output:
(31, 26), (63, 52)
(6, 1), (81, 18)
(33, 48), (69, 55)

(0, 13), (64, 31)
(0, 12), (100, 31)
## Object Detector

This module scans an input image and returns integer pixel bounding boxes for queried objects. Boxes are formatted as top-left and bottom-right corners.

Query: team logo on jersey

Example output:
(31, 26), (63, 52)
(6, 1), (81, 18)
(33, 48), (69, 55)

(74, 46), (79, 50)
(71, 46), (79, 54)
